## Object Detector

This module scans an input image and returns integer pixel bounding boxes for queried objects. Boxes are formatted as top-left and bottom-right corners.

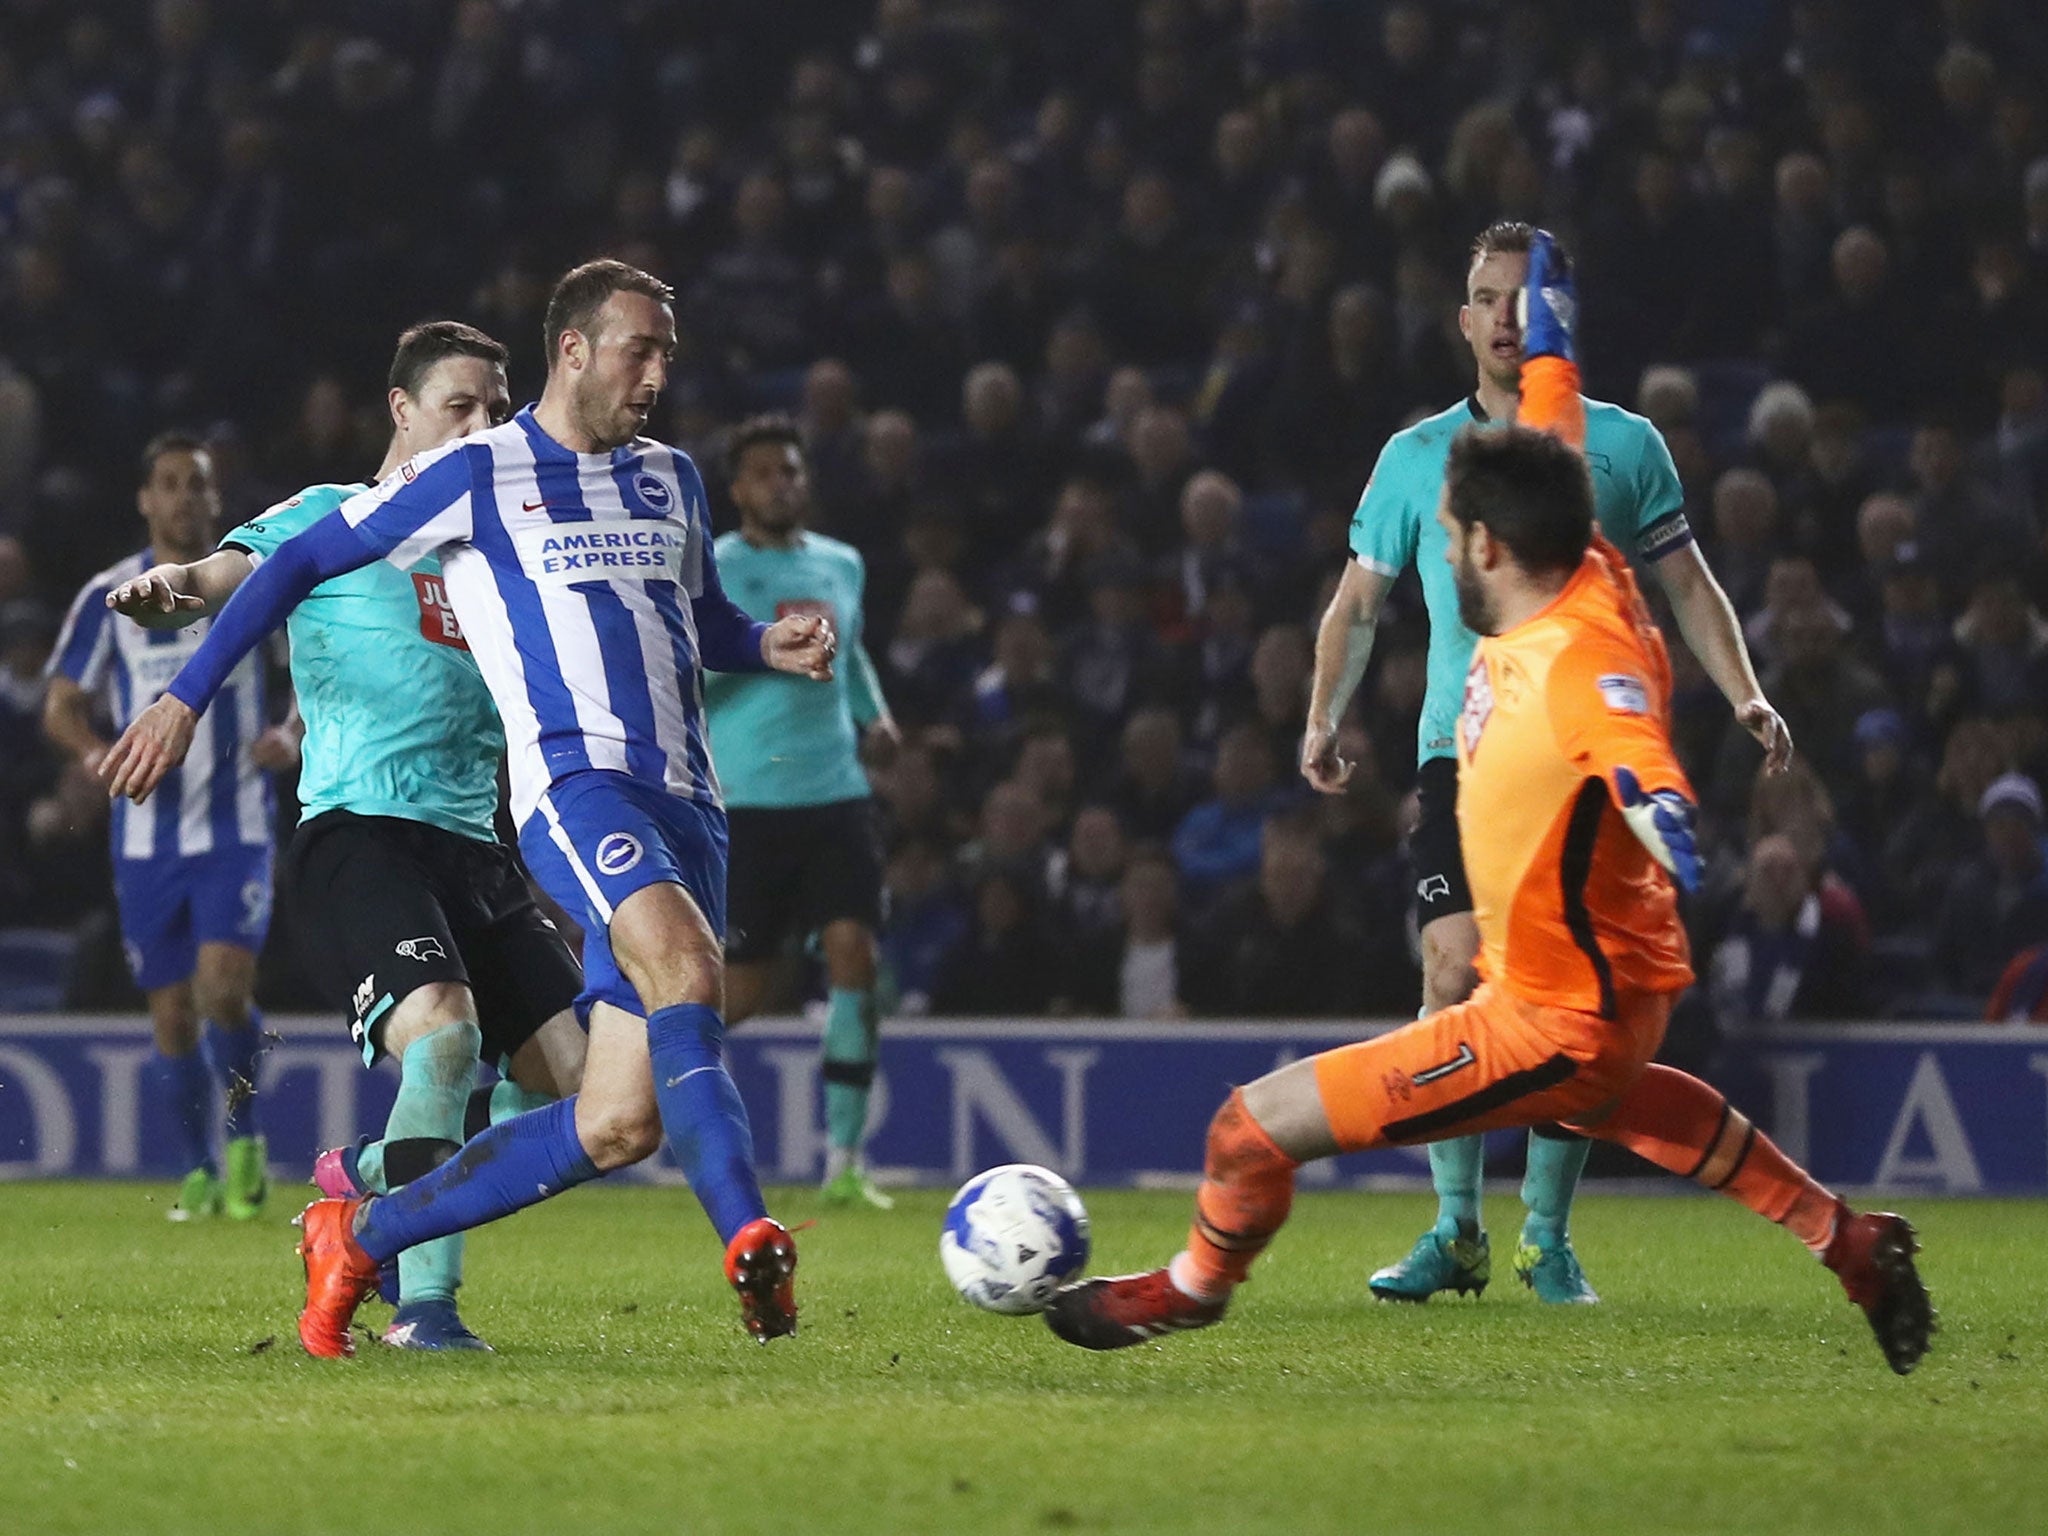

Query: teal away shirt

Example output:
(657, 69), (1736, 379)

(223, 483), (507, 842)
(705, 529), (885, 809)
(1347, 395), (1692, 766)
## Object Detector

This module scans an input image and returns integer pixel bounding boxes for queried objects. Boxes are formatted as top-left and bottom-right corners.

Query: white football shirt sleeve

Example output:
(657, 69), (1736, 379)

(339, 441), (478, 569)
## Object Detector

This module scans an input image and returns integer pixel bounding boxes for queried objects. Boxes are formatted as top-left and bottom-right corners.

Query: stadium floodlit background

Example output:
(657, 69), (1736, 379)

(4, 4), (2048, 1534)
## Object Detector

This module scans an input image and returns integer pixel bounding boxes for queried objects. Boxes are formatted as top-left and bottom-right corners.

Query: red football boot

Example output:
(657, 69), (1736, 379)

(1042, 1269), (1228, 1350)
(1823, 1207), (1936, 1375)
(294, 1198), (381, 1359)
(724, 1217), (798, 1343)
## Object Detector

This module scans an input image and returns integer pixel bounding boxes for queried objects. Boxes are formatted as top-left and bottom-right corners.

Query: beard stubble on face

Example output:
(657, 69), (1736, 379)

(1453, 543), (1496, 635)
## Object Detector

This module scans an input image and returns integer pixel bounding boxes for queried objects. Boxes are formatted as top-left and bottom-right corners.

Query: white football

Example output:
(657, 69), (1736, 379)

(939, 1163), (1091, 1315)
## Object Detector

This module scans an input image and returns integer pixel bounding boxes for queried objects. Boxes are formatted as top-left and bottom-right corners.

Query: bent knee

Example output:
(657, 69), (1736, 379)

(575, 1100), (662, 1170)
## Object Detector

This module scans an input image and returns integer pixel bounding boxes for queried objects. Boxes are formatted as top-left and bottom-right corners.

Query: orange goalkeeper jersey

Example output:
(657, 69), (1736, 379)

(1455, 535), (1695, 1016)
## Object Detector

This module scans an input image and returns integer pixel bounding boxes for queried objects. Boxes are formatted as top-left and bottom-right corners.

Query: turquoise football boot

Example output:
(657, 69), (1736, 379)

(1514, 1234), (1600, 1304)
(1368, 1228), (1491, 1302)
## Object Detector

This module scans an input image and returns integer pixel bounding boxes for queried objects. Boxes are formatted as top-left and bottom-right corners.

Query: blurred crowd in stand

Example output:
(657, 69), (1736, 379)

(1, 0), (2045, 1026)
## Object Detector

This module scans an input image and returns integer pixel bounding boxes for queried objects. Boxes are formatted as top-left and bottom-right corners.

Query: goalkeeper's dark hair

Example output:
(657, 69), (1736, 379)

(139, 430), (208, 484)
(1443, 425), (1593, 577)
(725, 413), (805, 483)
(387, 320), (509, 399)
(544, 258), (675, 372)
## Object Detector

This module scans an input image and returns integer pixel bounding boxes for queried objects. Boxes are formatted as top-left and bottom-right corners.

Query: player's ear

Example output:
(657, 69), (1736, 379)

(388, 387), (411, 433)
(1473, 521), (1503, 571)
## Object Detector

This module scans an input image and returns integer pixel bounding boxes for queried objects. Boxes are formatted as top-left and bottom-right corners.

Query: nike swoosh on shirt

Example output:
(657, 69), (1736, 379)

(522, 498), (549, 512)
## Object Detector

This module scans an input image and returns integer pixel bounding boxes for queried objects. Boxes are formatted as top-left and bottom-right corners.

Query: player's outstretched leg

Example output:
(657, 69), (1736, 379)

(1369, 1135), (1491, 1302)
(295, 1096), (605, 1357)
(1583, 1064), (1935, 1373)
(1044, 1089), (1277, 1349)
(1515, 1126), (1598, 1304)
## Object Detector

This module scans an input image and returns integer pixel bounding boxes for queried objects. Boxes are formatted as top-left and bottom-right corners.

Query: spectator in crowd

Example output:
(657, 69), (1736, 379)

(2, 0), (2046, 1019)
(1103, 705), (1206, 842)
(1172, 721), (1284, 906)
(1723, 596), (1890, 792)
(932, 864), (1060, 1017)
(1706, 467), (1779, 618)
(1078, 847), (1188, 1020)
(1182, 810), (1368, 1018)
(1886, 717), (2015, 922)
(1064, 553), (1170, 751)
(961, 777), (1060, 902)
(1053, 804), (1128, 946)
(1837, 708), (1929, 931)
(1936, 773), (2048, 1000)
(1706, 832), (1871, 1032)
(1952, 571), (2048, 717)
(885, 567), (983, 726)
(879, 837), (969, 1017)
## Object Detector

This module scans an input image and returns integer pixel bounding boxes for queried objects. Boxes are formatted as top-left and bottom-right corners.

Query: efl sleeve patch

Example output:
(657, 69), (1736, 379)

(1597, 673), (1649, 714)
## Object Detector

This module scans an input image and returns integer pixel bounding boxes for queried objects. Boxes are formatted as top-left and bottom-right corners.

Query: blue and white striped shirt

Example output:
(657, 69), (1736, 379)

(331, 408), (753, 825)
(49, 550), (273, 861)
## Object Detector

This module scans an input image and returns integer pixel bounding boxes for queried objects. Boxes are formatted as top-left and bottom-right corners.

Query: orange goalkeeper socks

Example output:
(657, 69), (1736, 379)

(1589, 1064), (1841, 1254)
(1173, 1090), (1299, 1300)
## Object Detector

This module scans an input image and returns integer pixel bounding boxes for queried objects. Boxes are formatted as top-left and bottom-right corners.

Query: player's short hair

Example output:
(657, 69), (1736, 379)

(543, 259), (675, 371)
(725, 413), (805, 482)
(1444, 425), (1593, 577)
(1469, 220), (1535, 263)
(139, 430), (208, 484)
(387, 320), (509, 399)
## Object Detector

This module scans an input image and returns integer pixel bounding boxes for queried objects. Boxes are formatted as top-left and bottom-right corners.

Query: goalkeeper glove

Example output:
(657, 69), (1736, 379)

(1615, 767), (1702, 894)
(1518, 228), (1577, 364)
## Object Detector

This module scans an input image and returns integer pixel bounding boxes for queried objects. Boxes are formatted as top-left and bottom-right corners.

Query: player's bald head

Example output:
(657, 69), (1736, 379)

(1443, 425), (1593, 578)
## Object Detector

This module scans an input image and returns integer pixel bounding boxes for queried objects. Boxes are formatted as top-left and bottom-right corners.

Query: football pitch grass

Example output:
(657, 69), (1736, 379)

(1, 1183), (2040, 1535)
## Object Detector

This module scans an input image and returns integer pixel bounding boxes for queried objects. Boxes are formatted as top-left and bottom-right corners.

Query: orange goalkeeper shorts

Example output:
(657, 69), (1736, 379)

(1312, 981), (1674, 1153)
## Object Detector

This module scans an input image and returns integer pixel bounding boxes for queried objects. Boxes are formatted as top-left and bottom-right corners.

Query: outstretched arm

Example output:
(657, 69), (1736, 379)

(102, 514), (378, 802)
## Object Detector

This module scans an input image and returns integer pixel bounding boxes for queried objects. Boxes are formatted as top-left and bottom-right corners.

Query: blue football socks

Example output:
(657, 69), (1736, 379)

(203, 1016), (263, 1141)
(355, 1096), (598, 1264)
(151, 1047), (216, 1176)
(648, 1002), (767, 1245)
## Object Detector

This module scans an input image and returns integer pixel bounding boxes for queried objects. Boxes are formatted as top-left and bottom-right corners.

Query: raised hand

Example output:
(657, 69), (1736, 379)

(1519, 228), (1577, 364)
